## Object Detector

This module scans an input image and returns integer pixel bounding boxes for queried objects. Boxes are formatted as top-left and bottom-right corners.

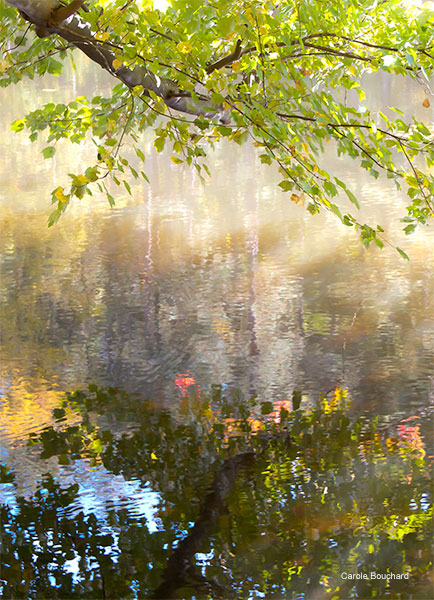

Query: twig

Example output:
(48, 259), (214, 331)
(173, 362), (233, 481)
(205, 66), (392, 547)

(206, 39), (242, 74)
(254, 14), (268, 104)
(329, 124), (401, 176)
(113, 93), (136, 160)
(149, 27), (174, 42)
(399, 140), (432, 208)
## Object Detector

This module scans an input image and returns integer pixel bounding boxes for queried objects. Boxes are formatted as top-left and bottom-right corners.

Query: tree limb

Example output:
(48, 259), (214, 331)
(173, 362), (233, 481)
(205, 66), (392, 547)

(206, 39), (242, 74)
(5, 0), (230, 123)
(150, 451), (256, 599)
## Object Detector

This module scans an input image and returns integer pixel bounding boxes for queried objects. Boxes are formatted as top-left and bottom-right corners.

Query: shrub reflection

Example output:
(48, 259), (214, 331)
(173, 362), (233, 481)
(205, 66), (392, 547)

(1, 386), (432, 599)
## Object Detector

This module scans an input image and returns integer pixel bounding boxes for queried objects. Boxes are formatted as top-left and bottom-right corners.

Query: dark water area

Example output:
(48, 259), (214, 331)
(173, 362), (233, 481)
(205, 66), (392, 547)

(1, 386), (433, 599)
(0, 59), (433, 598)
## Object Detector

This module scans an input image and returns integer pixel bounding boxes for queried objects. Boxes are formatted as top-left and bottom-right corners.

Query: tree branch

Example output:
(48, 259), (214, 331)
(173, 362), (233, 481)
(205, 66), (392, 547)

(150, 451), (256, 599)
(277, 113), (410, 144)
(302, 32), (398, 53)
(329, 124), (400, 176)
(207, 30), (432, 74)
(5, 0), (230, 123)
(302, 42), (372, 63)
(399, 140), (432, 208)
(206, 39), (242, 74)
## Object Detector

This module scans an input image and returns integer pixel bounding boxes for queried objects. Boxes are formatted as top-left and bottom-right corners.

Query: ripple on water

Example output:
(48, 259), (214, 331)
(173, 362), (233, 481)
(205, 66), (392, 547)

(58, 463), (162, 529)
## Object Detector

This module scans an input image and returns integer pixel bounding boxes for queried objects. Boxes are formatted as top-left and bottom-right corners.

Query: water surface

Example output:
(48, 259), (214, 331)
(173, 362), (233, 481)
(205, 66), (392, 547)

(1, 62), (433, 428)
(0, 52), (433, 600)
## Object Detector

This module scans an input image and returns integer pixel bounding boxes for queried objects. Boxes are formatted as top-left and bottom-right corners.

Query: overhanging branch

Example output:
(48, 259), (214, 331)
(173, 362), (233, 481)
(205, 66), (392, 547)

(5, 0), (230, 123)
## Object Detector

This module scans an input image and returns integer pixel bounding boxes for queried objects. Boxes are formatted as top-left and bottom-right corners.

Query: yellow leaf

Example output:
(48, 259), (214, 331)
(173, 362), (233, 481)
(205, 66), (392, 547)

(0, 58), (9, 73)
(77, 174), (88, 184)
(95, 31), (109, 42)
(204, 408), (214, 421)
(244, 8), (255, 25)
(112, 58), (123, 70)
(151, 452), (158, 460)
(107, 119), (116, 133)
(291, 193), (304, 205)
(54, 186), (68, 203)
(177, 42), (193, 54)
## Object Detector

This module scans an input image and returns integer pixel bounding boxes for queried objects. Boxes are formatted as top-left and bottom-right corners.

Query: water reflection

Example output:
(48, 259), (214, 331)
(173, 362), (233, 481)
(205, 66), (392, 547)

(0, 60), (433, 458)
(1, 387), (432, 599)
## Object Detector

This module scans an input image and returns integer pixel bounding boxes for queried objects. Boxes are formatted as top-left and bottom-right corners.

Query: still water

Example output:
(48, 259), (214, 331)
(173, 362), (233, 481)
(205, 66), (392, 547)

(1, 62), (433, 437)
(0, 57), (433, 598)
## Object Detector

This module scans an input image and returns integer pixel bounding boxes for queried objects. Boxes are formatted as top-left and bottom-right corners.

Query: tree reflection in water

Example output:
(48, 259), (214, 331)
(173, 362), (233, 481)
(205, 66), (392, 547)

(1, 386), (432, 599)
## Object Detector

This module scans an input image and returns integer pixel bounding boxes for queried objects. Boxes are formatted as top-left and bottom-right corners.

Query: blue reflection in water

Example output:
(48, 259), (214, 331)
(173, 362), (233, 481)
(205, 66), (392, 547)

(59, 461), (162, 530)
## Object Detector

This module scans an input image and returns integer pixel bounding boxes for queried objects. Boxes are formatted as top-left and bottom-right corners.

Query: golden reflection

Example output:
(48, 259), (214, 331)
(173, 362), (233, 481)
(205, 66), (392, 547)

(0, 56), (434, 459)
(0, 369), (64, 442)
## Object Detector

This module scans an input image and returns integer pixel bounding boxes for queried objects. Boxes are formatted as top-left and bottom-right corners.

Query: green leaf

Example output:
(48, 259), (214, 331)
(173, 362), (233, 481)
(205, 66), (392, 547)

(404, 224), (416, 235)
(278, 180), (292, 192)
(123, 180), (132, 195)
(292, 390), (302, 411)
(307, 202), (320, 215)
(47, 59), (63, 75)
(217, 126), (232, 136)
(48, 208), (62, 227)
(259, 154), (272, 165)
(42, 146), (56, 159)
(261, 401), (274, 415)
(345, 189), (360, 209)
(84, 167), (98, 182)
(396, 247), (410, 260)
(324, 181), (337, 197)
(135, 148), (145, 162)
(154, 137), (165, 153)
(330, 203), (342, 218)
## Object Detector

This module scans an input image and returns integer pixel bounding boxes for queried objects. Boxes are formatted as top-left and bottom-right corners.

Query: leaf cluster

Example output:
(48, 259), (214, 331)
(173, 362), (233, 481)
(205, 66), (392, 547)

(1, 0), (434, 250)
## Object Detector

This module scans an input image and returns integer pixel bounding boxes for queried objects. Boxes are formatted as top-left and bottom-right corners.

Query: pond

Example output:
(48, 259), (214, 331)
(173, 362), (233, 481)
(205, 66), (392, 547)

(0, 58), (433, 598)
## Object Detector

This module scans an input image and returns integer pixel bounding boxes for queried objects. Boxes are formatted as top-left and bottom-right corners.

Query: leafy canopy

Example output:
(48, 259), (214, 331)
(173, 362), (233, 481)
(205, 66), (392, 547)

(1, 0), (434, 254)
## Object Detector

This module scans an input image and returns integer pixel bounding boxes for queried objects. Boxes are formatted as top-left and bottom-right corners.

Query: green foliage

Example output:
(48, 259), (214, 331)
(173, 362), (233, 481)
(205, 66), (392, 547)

(1, 385), (432, 598)
(1, 0), (434, 250)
